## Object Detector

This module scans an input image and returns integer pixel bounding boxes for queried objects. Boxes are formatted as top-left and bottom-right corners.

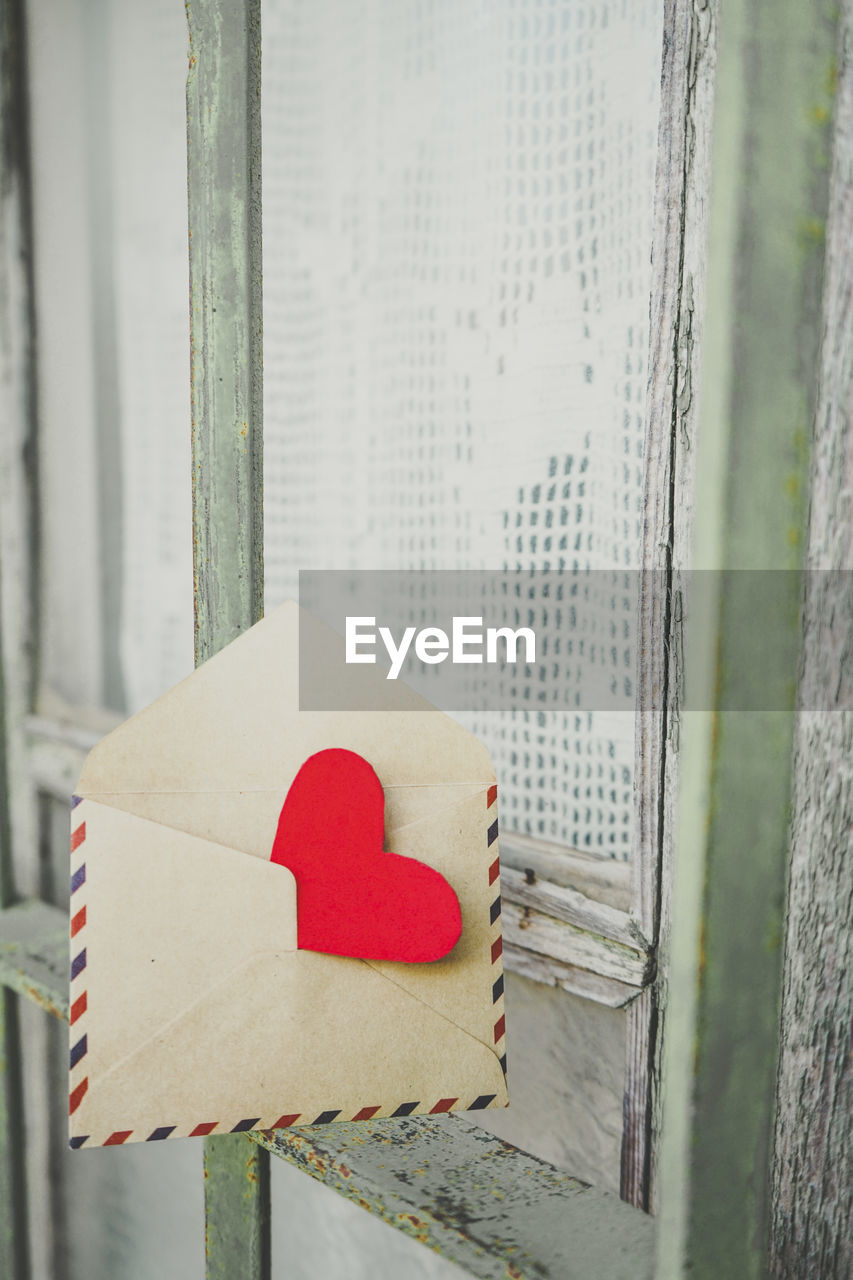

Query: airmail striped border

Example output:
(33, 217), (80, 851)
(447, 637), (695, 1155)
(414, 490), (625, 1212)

(69, 1091), (506, 1148)
(69, 785), (507, 1147)
(68, 795), (90, 1124)
(487, 783), (507, 1077)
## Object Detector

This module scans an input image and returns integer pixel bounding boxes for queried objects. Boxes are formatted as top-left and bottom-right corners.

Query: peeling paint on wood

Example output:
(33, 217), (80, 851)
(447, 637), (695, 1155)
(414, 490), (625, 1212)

(0, 900), (69, 1020)
(204, 1135), (270, 1280)
(253, 1114), (655, 1280)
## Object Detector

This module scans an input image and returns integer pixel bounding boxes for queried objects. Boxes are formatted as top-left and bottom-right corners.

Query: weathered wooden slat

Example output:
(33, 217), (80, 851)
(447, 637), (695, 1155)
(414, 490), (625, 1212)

(187, 0), (264, 667)
(502, 902), (648, 988)
(185, 0), (269, 1273)
(655, 0), (841, 1275)
(498, 833), (632, 912)
(252, 1115), (655, 1280)
(0, 900), (68, 1020)
(501, 867), (645, 952)
(504, 943), (643, 1010)
(622, 0), (717, 1211)
(770, 5), (853, 1274)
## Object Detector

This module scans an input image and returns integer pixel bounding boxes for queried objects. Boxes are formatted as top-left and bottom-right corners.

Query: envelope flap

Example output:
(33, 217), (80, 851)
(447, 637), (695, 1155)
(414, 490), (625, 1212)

(78, 602), (495, 802)
(73, 799), (297, 1083)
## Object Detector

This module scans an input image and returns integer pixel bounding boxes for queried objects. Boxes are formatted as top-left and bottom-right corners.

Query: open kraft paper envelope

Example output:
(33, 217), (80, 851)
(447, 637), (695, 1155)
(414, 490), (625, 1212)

(69, 602), (507, 1148)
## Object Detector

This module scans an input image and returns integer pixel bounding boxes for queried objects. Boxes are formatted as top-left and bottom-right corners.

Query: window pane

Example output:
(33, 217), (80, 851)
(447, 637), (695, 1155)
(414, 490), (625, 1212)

(262, 0), (662, 860)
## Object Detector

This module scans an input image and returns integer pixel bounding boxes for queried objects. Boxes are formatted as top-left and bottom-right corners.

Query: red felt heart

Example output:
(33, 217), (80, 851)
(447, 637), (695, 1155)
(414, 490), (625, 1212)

(270, 748), (462, 962)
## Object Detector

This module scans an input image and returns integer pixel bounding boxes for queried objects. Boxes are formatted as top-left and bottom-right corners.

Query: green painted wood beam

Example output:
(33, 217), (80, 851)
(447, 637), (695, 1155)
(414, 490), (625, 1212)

(204, 1136), (271, 1280)
(0, 993), (27, 1280)
(185, 0), (269, 1274)
(655, 0), (841, 1277)
(187, 0), (264, 666)
(0, 899), (68, 1020)
(0, 4), (34, 1275)
(253, 1119), (655, 1280)
(0, 900), (67, 1279)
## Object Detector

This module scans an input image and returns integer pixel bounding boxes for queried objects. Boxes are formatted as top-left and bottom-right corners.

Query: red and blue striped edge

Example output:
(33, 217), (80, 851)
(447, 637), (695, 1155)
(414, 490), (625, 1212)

(68, 785), (507, 1148)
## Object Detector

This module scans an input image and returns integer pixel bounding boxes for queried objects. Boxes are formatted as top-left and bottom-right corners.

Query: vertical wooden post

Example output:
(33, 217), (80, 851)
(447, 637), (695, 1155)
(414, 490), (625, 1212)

(186, 2), (269, 1277)
(770, 4), (853, 1273)
(623, 0), (716, 1211)
(187, 0), (264, 666)
(0, 993), (27, 1280)
(655, 0), (840, 1276)
(0, 2), (36, 1276)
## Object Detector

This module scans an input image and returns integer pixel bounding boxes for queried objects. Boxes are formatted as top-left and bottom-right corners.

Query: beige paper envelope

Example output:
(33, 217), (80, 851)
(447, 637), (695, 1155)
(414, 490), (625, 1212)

(69, 602), (507, 1147)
